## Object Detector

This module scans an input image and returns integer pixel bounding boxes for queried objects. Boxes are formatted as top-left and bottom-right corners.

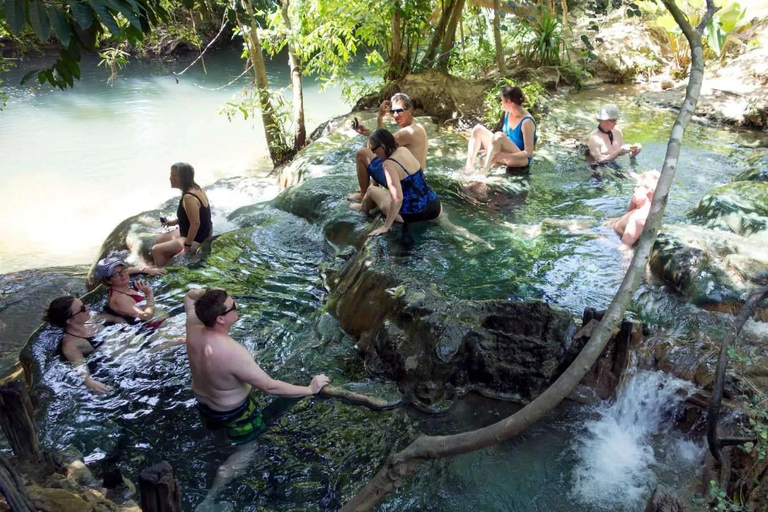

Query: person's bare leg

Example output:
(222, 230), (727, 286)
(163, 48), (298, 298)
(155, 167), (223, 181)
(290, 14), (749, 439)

(155, 228), (179, 245)
(365, 187), (404, 224)
(348, 147), (374, 201)
(464, 125), (493, 173)
(435, 208), (492, 248)
(482, 133), (520, 173)
(491, 151), (530, 169)
(151, 238), (184, 267)
(195, 442), (259, 512)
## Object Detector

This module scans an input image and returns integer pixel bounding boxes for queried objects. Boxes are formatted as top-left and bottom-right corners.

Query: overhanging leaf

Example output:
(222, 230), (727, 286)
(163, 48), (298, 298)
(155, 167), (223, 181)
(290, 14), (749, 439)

(86, 0), (121, 35)
(47, 6), (72, 47)
(28, 0), (51, 41)
(69, 1), (94, 29)
(4, 0), (26, 34)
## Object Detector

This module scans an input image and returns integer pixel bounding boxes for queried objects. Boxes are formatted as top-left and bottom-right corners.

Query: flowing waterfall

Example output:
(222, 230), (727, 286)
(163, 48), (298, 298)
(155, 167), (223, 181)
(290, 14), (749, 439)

(571, 370), (704, 511)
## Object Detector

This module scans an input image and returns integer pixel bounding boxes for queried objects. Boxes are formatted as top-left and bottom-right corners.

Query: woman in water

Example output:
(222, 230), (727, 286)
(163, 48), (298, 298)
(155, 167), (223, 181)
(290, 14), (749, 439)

(463, 85), (537, 174)
(94, 257), (164, 326)
(151, 162), (213, 267)
(353, 129), (488, 246)
(45, 296), (111, 394)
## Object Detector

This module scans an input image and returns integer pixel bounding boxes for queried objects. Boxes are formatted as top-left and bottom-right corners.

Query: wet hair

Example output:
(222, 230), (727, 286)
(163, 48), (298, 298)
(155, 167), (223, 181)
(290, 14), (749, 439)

(501, 86), (525, 106)
(369, 129), (399, 158)
(171, 162), (199, 193)
(390, 93), (413, 110)
(45, 296), (76, 328)
(194, 289), (230, 328)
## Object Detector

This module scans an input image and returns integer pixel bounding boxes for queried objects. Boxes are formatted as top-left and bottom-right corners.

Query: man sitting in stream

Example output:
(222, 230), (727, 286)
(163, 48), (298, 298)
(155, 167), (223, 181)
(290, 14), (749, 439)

(348, 92), (429, 202)
(183, 288), (330, 509)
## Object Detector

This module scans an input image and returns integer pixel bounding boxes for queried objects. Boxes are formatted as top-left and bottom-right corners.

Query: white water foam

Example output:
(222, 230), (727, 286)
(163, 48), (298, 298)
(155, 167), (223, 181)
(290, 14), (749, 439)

(570, 370), (703, 511)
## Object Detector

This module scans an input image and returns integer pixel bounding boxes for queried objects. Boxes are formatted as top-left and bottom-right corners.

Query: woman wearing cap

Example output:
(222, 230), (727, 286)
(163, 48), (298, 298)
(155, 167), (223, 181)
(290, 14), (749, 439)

(45, 296), (112, 394)
(463, 85), (537, 174)
(151, 162), (213, 267)
(95, 258), (164, 326)
(587, 104), (642, 166)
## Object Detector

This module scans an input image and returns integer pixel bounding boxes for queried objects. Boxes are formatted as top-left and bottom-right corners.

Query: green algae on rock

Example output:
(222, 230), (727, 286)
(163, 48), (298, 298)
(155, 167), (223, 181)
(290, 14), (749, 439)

(690, 181), (768, 236)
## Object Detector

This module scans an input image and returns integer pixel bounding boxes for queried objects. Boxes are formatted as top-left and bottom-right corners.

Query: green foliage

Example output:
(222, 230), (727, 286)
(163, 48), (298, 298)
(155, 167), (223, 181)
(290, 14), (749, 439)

(519, 8), (568, 67)
(708, 480), (750, 511)
(740, 395), (768, 463)
(482, 78), (547, 127)
(220, 86), (293, 162)
(98, 47), (130, 84)
(0, 0), (169, 89)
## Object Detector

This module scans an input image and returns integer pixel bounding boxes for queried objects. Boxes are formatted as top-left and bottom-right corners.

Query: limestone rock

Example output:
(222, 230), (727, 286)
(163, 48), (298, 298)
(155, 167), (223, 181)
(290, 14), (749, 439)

(690, 181), (768, 236)
(588, 21), (665, 82)
(734, 151), (768, 183)
(328, 240), (577, 411)
(650, 225), (768, 319)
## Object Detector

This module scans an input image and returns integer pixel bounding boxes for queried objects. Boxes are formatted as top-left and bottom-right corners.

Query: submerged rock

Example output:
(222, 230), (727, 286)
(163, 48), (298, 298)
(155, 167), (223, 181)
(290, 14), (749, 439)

(327, 239), (577, 412)
(690, 181), (768, 236)
(649, 224), (768, 319)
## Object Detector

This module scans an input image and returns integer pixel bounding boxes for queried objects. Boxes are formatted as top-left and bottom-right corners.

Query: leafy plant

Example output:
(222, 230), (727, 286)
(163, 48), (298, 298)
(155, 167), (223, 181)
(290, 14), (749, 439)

(519, 8), (568, 67)
(98, 47), (130, 85)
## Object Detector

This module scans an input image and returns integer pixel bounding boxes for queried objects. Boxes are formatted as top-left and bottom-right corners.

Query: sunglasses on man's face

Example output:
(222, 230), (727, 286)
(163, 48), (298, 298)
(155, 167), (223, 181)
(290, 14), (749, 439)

(221, 301), (237, 316)
(69, 304), (87, 319)
(390, 108), (405, 114)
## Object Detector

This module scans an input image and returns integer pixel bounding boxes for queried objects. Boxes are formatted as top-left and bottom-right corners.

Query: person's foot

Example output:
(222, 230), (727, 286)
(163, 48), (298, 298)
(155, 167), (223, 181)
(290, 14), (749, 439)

(591, 170), (603, 180)
(349, 203), (364, 212)
(346, 192), (362, 202)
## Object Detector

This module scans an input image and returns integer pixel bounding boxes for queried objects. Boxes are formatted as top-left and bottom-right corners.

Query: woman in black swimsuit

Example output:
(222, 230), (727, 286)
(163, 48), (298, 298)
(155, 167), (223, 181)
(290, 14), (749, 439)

(45, 296), (111, 394)
(151, 162), (213, 267)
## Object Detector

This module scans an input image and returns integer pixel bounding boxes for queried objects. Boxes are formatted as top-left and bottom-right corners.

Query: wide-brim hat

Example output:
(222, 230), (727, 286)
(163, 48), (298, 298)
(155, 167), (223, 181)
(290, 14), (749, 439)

(93, 257), (127, 282)
(597, 104), (621, 121)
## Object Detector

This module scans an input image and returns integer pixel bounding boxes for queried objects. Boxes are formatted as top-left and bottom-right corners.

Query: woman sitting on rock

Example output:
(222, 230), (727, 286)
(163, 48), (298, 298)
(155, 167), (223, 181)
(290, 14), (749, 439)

(463, 85), (537, 174)
(45, 296), (111, 394)
(352, 128), (442, 236)
(94, 257), (164, 327)
(151, 162), (212, 267)
(352, 129), (489, 246)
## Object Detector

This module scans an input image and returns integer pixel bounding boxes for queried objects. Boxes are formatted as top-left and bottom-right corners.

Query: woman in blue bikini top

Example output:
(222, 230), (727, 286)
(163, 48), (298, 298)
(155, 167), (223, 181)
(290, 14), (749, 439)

(463, 85), (537, 174)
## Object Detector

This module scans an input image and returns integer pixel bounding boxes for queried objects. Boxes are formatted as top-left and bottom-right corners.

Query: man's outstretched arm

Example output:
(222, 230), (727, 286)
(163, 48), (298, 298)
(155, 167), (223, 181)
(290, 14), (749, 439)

(232, 349), (330, 397)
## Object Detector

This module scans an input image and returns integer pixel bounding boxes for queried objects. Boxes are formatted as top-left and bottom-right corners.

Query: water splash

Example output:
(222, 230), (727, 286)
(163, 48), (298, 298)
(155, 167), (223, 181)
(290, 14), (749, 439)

(571, 370), (702, 511)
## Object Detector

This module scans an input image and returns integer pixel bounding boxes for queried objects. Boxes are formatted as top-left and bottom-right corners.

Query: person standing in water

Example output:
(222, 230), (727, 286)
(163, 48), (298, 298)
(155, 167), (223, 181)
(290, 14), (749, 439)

(183, 287), (330, 509)
(463, 85), (537, 174)
(348, 93), (429, 202)
(587, 104), (642, 166)
(152, 162), (213, 267)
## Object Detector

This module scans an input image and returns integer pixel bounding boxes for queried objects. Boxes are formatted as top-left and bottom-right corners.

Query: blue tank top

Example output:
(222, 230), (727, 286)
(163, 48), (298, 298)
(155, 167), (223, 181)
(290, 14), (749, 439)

(388, 158), (437, 215)
(503, 114), (537, 164)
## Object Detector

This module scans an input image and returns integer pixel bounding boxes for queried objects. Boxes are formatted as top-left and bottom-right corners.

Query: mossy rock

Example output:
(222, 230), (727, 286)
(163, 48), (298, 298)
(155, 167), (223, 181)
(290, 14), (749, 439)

(734, 151), (768, 183)
(650, 224), (768, 319)
(690, 181), (768, 236)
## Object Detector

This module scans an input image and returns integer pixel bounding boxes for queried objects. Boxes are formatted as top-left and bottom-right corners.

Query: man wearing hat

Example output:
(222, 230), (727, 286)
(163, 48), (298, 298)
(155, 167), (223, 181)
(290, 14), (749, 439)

(587, 104), (642, 166)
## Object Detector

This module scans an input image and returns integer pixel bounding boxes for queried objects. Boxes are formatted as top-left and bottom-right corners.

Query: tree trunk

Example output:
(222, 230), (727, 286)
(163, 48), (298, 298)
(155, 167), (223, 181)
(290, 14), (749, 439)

(388, 1), (406, 81)
(279, 0), (306, 151)
(492, 0), (506, 73)
(0, 379), (42, 464)
(561, 0), (568, 28)
(139, 461), (181, 512)
(340, 1), (717, 510)
(707, 285), (768, 461)
(436, 0), (467, 70)
(238, 0), (284, 166)
(422, 0), (452, 67)
(0, 454), (35, 512)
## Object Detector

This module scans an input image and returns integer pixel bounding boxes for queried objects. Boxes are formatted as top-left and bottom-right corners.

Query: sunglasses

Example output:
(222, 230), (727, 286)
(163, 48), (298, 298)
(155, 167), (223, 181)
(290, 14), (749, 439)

(390, 108), (405, 114)
(370, 144), (382, 152)
(69, 304), (87, 319)
(221, 301), (237, 316)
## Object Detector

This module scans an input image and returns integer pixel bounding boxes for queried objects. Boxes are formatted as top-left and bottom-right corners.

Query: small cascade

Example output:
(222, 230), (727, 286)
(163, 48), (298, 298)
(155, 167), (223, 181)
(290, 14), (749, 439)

(571, 370), (703, 511)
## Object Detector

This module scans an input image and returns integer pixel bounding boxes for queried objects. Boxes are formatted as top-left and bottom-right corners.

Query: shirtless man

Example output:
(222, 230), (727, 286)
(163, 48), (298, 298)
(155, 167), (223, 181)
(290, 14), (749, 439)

(609, 170), (660, 248)
(347, 92), (429, 202)
(587, 104), (642, 166)
(185, 288), (329, 443)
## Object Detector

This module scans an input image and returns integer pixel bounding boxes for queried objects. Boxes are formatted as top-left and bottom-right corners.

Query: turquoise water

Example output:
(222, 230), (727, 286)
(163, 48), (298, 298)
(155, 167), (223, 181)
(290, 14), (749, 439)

(15, 81), (768, 511)
(0, 49), (358, 273)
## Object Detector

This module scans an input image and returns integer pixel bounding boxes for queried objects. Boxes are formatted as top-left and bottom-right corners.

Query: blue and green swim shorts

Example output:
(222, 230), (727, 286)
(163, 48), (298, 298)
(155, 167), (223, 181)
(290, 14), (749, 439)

(196, 395), (266, 445)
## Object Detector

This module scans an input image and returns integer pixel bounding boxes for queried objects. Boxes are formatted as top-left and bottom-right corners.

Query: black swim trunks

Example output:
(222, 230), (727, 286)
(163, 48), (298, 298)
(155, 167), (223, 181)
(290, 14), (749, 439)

(197, 395), (266, 445)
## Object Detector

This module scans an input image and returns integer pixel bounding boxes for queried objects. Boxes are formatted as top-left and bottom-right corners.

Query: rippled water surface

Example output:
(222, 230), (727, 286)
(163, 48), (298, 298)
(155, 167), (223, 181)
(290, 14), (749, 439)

(18, 83), (768, 511)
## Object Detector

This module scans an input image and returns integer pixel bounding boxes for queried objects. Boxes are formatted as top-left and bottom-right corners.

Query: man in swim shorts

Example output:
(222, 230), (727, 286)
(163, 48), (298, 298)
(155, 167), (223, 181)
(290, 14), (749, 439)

(587, 104), (642, 167)
(348, 92), (429, 201)
(184, 288), (330, 444)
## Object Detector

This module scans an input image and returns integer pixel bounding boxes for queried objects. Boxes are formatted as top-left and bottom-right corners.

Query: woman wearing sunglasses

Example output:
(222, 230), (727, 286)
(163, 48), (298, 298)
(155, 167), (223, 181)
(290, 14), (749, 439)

(45, 296), (112, 394)
(94, 257), (165, 328)
(352, 128), (442, 236)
